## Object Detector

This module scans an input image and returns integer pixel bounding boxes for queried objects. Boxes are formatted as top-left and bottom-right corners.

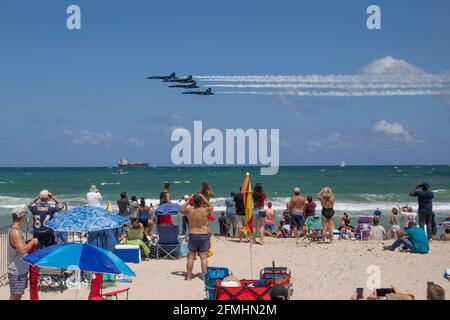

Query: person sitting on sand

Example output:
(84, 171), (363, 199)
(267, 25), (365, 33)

(386, 207), (401, 239)
(370, 217), (386, 240)
(119, 220), (151, 260)
(441, 228), (450, 241)
(276, 219), (290, 238)
(288, 187), (305, 239)
(317, 187), (336, 244)
(264, 202), (276, 236)
(338, 212), (354, 231)
(180, 194), (213, 281)
(384, 222), (429, 254)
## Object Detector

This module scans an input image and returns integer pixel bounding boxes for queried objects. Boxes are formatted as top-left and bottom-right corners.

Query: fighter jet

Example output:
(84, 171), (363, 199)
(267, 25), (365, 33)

(146, 72), (176, 80)
(182, 88), (214, 95)
(168, 81), (199, 89)
(165, 75), (194, 83)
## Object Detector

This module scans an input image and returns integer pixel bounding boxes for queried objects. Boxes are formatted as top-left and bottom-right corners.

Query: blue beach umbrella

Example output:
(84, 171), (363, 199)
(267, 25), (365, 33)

(155, 203), (181, 215)
(23, 243), (136, 276)
(46, 206), (129, 232)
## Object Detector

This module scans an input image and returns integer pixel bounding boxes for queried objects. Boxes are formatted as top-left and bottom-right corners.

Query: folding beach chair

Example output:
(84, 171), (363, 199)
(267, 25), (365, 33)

(355, 217), (373, 240)
(88, 273), (130, 300)
(260, 261), (293, 299)
(156, 225), (181, 260)
(305, 216), (323, 242)
(38, 268), (72, 293)
(204, 267), (232, 300)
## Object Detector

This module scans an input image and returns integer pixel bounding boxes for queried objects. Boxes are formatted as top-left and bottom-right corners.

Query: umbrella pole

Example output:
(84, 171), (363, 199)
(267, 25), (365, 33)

(249, 237), (253, 279)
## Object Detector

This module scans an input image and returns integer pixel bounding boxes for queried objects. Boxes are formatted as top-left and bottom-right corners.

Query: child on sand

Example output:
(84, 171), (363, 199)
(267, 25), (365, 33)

(387, 208), (401, 239)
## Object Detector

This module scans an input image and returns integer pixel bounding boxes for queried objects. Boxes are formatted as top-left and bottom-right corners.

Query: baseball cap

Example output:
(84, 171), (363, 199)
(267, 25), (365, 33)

(39, 190), (49, 200)
(183, 195), (189, 200)
(12, 207), (27, 218)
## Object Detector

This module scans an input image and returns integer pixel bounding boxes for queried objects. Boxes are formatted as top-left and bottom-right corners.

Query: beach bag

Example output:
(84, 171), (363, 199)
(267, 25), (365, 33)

(208, 239), (214, 257)
(149, 243), (158, 259)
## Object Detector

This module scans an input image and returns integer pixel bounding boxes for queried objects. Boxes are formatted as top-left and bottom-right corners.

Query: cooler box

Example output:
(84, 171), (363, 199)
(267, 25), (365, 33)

(114, 245), (141, 263)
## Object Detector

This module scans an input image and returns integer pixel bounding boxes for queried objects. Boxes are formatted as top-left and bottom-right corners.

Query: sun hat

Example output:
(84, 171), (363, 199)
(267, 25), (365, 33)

(90, 185), (99, 192)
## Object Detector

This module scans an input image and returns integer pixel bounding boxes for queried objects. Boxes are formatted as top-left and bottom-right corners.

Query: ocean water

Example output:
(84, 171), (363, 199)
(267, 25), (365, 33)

(0, 166), (449, 231)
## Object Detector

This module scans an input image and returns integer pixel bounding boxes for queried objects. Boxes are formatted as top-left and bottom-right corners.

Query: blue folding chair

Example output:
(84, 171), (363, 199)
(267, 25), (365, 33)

(156, 225), (181, 260)
(204, 267), (232, 300)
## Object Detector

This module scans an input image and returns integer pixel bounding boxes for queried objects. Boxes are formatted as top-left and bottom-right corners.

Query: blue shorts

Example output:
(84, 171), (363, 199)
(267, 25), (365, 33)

(290, 213), (304, 227)
(264, 224), (275, 232)
(188, 234), (210, 253)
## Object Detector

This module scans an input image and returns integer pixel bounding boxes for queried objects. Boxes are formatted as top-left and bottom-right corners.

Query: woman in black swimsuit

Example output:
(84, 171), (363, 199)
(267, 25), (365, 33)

(317, 187), (335, 243)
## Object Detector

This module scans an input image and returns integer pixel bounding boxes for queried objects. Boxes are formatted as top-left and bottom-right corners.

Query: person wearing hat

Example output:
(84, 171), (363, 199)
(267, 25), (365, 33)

(410, 183), (434, 239)
(86, 185), (102, 207)
(28, 190), (63, 248)
(8, 207), (39, 300)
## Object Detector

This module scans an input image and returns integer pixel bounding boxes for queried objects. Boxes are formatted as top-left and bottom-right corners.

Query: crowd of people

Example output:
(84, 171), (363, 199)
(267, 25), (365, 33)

(5, 180), (449, 300)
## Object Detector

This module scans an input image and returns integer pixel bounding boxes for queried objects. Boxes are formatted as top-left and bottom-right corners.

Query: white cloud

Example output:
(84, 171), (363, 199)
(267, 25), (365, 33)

(127, 136), (145, 147)
(373, 120), (423, 143)
(71, 130), (113, 145)
(64, 130), (146, 147)
(360, 56), (425, 76)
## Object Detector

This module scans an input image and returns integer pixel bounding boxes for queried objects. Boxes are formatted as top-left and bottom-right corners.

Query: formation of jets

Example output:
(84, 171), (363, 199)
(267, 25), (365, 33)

(146, 72), (214, 96)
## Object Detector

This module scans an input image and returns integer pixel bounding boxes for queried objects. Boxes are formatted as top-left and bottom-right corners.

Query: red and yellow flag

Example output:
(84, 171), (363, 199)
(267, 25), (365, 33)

(241, 173), (254, 236)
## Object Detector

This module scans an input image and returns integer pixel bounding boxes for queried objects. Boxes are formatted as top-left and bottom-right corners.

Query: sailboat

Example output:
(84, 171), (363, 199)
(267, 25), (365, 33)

(340, 161), (347, 168)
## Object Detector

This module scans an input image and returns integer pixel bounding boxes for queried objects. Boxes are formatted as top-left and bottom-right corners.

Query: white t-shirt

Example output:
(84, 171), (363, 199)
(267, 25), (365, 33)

(370, 225), (386, 240)
(400, 211), (417, 228)
(86, 192), (103, 207)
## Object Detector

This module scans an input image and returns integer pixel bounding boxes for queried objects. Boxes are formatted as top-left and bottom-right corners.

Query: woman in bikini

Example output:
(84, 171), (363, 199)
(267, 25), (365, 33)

(317, 187), (336, 243)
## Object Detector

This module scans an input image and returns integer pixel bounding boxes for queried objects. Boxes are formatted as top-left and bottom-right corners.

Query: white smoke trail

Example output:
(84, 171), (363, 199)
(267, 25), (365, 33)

(196, 74), (450, 84)
(206, 83), (448, 89)
(218, 89), (450, 97)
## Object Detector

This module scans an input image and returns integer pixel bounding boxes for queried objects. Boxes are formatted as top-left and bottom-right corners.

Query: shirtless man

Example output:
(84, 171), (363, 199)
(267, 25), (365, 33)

(180, 194), (213, 281)
(288, 187), (305, 239)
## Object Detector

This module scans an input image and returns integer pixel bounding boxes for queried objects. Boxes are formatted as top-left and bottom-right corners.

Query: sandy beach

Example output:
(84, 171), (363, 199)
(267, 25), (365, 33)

(1, 237), (448, 300)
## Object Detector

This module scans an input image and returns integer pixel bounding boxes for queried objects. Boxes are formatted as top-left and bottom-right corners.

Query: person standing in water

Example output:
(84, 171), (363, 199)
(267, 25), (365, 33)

(317, 187), (336, 244)
(180, 194), (213, 281)
(288, 187), (305, 239)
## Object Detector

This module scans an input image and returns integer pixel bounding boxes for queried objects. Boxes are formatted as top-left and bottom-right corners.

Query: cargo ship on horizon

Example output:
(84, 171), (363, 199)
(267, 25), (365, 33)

(118, 159), (149, 169)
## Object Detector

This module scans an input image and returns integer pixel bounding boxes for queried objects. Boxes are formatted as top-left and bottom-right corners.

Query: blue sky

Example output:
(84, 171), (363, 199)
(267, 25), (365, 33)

(1, 0), (450, 166)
